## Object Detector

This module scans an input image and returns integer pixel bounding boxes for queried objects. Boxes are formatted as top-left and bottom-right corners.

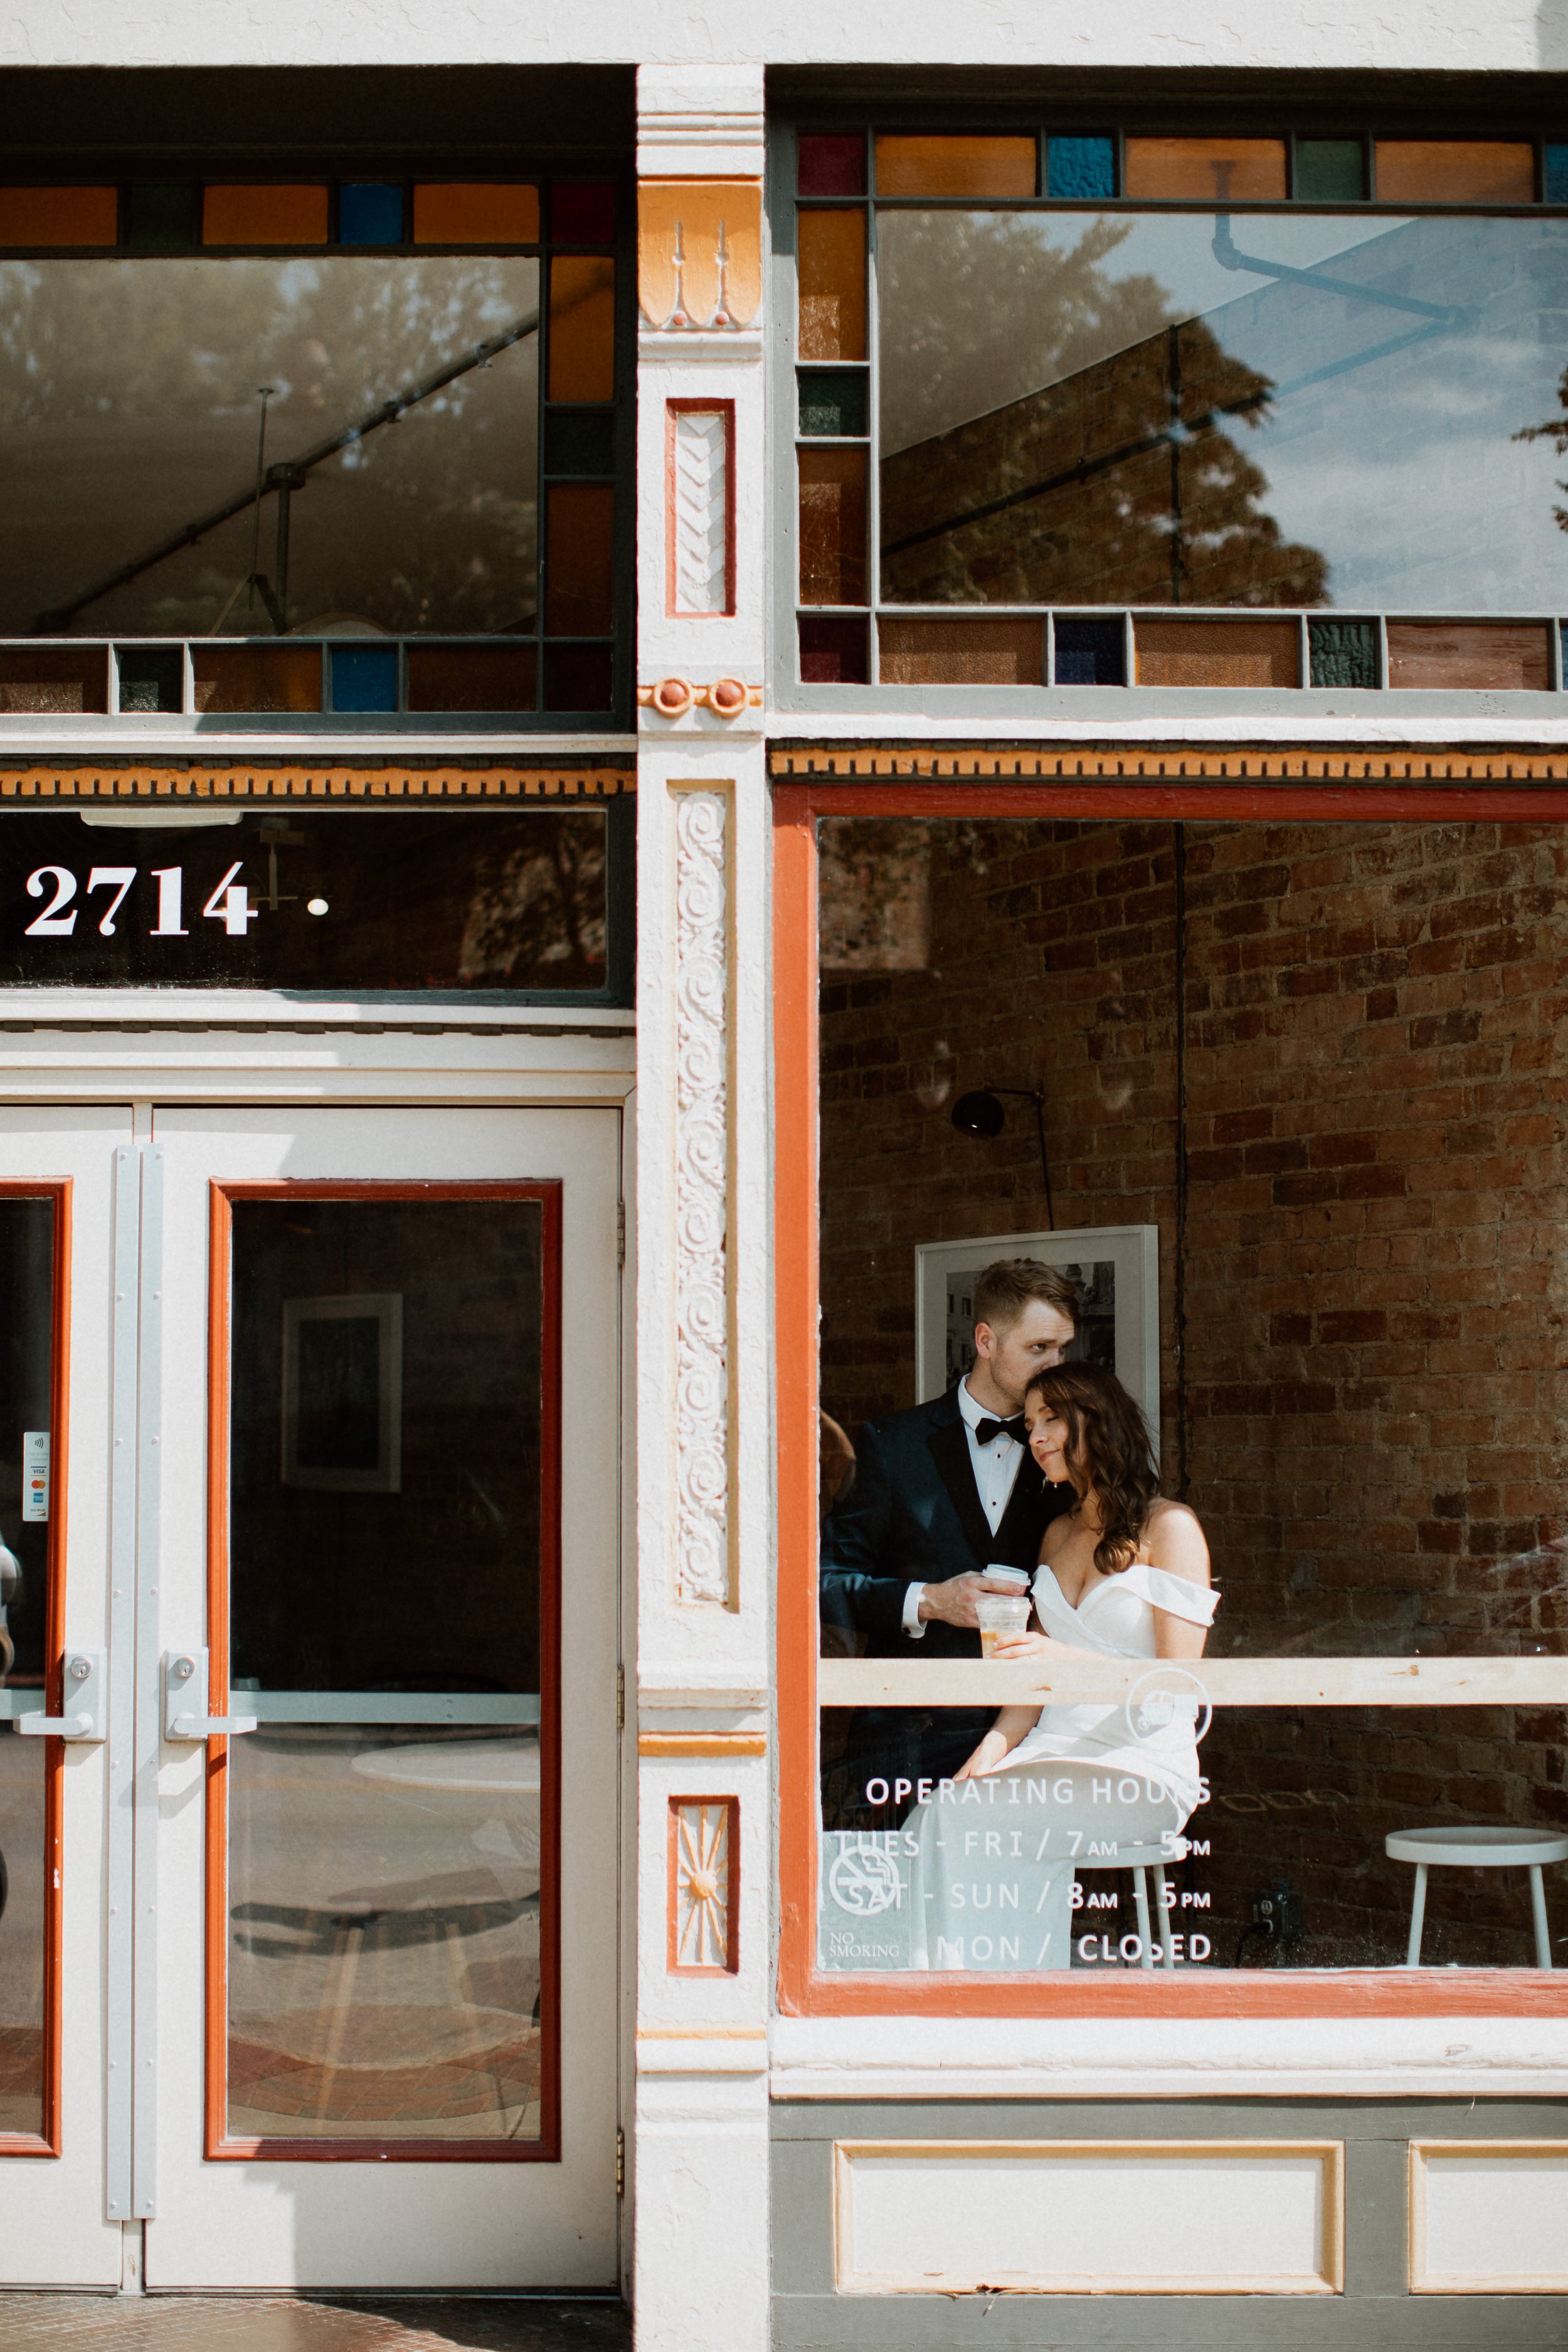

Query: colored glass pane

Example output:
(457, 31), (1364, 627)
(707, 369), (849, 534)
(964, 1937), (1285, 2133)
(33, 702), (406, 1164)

(1293, 140), (1365, 202)
(879, 615), (1042, 684)
(1308, 618), (1379, 689)
(0, 186), (117, 247)
(798, 447), (867, 605)
(412, 183), (540, 245)
(1123, 137), (1288, 201)
(329, 644), (399, 713)
(797, 210), (866, 363)
(1385, 621), (1550, 689)
(192, 646), (322, 712)
(798, 368), (869, 438)
(116, 647), (183, 712)
(1053, 617), (1125, 684)
(203, 186), (329, 246)
(544, 410), (617, 475)
(542, 642), (613, 710)
(124, 184), (198, 249)
(1547, 146), (1568, 204)
(875, 135), (1037, 199)
(798, 615), (868, 682)
(550, 183), (616, 243)
(0, 647), (107, 713)
(798, 135), (867, 196)
(338, 184), (405, 245)
(548, 257), (615, 402)
(546, 484), (615, 633)
(1374, 142), (1535, 204)
(406, 644), (538, 711)
(1135, 617), (1300, 687)
(1046, 136), (1116, 201)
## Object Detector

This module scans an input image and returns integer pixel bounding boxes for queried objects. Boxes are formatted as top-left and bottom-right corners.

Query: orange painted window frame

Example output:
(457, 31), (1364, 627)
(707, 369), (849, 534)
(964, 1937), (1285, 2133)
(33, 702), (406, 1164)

(773, 775), (1568, 2019)
(203, 1177), (563, 2161)
(0, 1180), (69, 2156)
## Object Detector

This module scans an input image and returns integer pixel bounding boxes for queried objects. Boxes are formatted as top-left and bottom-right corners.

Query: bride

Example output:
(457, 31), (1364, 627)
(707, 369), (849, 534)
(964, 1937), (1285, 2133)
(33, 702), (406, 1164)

(906, 1360), (1217, 1971)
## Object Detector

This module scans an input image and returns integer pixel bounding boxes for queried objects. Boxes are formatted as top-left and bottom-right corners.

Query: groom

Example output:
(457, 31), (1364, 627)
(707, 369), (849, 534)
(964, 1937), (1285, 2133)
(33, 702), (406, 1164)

(820, 1258), (1080, 1826)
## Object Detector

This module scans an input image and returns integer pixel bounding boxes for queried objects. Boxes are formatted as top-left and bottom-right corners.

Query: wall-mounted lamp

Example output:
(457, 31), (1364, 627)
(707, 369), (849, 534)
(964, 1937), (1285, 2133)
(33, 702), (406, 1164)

(951, 1084), (1054, 1228)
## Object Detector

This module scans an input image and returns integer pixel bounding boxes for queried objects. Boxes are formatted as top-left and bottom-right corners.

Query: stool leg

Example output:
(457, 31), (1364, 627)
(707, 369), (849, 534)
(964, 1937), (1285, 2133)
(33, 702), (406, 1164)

(1406, 1863), (1428, 1967)
(1155, 1867), (1177, 1971)
(1132, 1870), (1154, 1969)
(1530, 1865), (1553, 1969)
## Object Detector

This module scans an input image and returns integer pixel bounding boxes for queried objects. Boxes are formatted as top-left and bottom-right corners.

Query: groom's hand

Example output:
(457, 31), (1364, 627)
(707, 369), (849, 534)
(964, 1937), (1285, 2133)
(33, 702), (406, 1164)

(916, 1572), (1019, 1629)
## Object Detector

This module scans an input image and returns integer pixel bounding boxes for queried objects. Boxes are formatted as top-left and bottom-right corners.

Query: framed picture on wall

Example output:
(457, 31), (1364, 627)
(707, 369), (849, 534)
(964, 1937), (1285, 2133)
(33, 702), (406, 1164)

(281, 1291), (405, 1493)
(914, 1226), (1160, 1446)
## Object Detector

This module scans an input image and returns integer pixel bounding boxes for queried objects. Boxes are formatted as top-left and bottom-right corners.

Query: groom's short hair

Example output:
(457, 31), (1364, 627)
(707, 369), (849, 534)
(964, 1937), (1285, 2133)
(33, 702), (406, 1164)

(972, 1258), (1080, 1333)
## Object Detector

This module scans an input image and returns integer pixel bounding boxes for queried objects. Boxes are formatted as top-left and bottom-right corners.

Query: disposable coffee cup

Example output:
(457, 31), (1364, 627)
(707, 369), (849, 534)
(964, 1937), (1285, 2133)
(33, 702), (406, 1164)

(975, 1594), (1032, 1656)
(983, 1565), (1031, 1594)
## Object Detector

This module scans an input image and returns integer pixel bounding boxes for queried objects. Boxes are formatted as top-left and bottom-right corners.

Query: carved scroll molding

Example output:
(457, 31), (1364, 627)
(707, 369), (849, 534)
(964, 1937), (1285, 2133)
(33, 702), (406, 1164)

(672, 784), (734, 1609)
(668, 1796), (739, 1973)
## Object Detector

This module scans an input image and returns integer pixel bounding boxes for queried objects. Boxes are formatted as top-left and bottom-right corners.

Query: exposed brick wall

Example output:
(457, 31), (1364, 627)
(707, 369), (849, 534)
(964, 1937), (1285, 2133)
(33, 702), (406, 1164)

(818, 813), (1568, 1965)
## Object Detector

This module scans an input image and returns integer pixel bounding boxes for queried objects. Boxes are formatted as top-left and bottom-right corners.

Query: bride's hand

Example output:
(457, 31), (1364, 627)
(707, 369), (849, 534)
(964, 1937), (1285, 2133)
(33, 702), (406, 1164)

(954, 1729), (1011, 1780)
(989, 1630), (1057, 1658)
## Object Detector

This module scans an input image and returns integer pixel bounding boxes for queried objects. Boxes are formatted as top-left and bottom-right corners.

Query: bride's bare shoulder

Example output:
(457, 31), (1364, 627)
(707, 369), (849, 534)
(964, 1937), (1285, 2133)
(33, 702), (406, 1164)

(1142, 1496), (1210, 1581)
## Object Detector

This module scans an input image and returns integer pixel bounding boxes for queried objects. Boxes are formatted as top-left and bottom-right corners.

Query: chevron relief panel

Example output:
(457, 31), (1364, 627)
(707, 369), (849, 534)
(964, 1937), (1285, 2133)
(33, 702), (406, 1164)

(669, 403), (733, 617)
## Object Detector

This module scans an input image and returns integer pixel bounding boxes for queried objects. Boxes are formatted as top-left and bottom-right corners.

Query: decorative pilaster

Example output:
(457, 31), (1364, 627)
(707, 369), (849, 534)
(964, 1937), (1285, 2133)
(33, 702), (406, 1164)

(672, 785), (732, 1609)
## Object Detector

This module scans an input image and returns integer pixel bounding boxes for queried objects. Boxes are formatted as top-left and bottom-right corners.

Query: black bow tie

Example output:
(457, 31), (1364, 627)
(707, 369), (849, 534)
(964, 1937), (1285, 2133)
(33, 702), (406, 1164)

(974, 1415), (1027, 1446)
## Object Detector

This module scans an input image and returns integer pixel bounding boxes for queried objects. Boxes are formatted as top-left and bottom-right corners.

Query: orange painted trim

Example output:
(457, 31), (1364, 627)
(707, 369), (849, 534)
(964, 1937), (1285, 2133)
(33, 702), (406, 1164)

(203, 1178), (564, 2162)
(639, 1732), (766, 1756)
(667, 1795), (741, 1976)
(769, 744), (1568, 787)
(0, 1180), (70, 2159)
(0, 763), (633, 803)
(771, 775), (1568, 2019)
(665, 398), (737, 618)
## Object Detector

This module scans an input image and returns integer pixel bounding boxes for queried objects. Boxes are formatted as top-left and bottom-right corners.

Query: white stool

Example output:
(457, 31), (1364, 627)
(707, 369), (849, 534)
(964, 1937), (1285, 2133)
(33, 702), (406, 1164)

(1385, 1826), (1568, 1968)
(1076, 1837), (1189, 1971)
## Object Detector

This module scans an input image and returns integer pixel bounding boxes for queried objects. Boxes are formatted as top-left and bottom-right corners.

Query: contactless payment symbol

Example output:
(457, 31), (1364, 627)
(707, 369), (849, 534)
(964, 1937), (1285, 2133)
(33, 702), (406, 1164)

(827, 1845), (904, 1917)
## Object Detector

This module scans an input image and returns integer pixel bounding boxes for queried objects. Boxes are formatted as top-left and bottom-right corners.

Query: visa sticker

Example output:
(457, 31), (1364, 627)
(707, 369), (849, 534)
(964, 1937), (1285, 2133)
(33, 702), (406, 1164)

(22, 1431), (48, 1522)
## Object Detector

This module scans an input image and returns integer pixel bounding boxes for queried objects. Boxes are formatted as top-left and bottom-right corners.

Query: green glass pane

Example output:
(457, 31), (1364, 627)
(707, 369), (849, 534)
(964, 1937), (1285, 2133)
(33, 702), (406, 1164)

(1308, 617), (1379, 688)
(543, 410), (616, 476)
(124, 184), (198, 249)
(1295, 140), (1366, 202)
(798, 368), (868, 439)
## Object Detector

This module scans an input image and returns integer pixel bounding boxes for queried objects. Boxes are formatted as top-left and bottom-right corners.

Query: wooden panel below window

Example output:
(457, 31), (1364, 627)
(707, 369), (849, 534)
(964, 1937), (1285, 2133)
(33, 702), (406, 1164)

(1385, 621), (1551, 691)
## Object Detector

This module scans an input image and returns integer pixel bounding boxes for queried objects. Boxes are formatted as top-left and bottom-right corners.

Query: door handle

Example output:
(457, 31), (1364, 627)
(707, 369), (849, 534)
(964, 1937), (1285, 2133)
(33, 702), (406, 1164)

(162, 1649), (258, 1740)
(17, 1648), (107, 1740)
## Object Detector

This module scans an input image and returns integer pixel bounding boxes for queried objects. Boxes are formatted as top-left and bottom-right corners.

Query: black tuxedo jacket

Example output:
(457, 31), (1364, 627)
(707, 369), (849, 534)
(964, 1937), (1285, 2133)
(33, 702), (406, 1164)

(820, 1384), (1069, 1657)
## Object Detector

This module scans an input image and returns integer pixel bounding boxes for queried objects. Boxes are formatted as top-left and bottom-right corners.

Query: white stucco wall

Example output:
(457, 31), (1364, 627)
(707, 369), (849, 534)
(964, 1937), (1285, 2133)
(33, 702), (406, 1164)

(5, 0), (1568, 73)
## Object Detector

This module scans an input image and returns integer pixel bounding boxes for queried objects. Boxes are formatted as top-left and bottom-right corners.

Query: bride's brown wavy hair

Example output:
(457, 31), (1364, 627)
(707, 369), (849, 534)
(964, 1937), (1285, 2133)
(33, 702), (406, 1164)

(1024, 1360), (1160, 1575)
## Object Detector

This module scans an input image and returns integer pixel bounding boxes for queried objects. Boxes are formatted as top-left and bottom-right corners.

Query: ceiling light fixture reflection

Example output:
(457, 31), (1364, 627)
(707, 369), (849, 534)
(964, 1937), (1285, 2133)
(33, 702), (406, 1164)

(950, 1083), (1054, 1228)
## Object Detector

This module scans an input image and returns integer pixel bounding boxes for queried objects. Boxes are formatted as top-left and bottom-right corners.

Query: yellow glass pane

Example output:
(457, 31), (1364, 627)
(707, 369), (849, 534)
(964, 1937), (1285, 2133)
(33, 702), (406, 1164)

(1374, 142), (1535, 204)
(203, 186), (329, 246)
(798, 211), (866, 363)
(0, 186), (117, 246)
(549, 257), (615, 402)
(412, 183), (541, 244)
(875, 135), (1037, 199)
(1123, 137), (1287, 201)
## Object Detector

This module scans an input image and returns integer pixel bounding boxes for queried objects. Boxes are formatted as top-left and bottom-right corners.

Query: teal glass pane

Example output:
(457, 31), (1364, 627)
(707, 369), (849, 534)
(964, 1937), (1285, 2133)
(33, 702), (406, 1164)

(1308, 618), (1379, 688)
(544, 411), (616, 475)
(1547, 146), (1568, 204)
(1295, 140), (1366, 202)
(124, 184), (198, 249)
(338, 184), (405, 245)
(1046, 136), (1116, 201)
(798, 368), (869, 438)
(330, 645), (398, 713)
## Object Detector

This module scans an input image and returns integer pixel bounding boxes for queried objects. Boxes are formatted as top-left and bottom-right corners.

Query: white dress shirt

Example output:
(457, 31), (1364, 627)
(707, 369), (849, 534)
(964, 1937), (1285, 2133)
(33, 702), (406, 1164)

(903, 1377), (1025, 1637)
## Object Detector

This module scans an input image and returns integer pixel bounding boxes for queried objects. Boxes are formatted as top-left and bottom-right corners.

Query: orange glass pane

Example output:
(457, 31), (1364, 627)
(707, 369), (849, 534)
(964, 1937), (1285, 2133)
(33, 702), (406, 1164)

(0, 647), (108, 713)
(1374, 142), (1535, 204)
(406, 644), (538, 711)
(0, 186), (117, 246)
(879, 616), (1042, 685)
(874, 135), (1037, 199)
(1135, 617), (1300, 687)
(798, 448), (867, 607)
(546, 485), (615, 634)
(1123, 137), (1288, 202)
(548, 258), (615, 403)
(191, 646), (322, 713)
(798, 211), (866, 363)
(1385, 621), (1549, 690)
(203, 186), (329, 246)
(413, 183), (541, 245)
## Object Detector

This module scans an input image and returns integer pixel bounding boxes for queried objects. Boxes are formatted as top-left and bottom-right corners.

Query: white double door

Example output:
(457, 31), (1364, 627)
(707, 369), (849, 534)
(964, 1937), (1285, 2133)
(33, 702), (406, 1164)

(0, 1102), (622, 2289)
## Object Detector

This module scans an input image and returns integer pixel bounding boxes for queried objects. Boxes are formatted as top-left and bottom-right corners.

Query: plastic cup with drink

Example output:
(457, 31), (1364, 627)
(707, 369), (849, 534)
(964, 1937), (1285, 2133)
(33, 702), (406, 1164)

(975, 1568), (1033, 1656)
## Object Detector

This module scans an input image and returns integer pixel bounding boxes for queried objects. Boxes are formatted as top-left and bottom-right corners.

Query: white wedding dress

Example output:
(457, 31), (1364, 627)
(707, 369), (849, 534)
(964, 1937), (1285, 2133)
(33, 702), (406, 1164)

(906, 1559), (1218, 1971)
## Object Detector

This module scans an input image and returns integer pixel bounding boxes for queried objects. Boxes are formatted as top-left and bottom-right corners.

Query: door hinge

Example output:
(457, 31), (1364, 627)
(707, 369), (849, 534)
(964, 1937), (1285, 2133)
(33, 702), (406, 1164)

(616, 1663), (625, 1733)
(617, 1198), (626, 1270)
(616, 2126), (626, 2197)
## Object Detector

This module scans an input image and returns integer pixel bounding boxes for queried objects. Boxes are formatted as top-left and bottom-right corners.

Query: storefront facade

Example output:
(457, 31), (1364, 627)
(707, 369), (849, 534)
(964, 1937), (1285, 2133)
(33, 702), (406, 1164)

(3, 9), (1568, 2344)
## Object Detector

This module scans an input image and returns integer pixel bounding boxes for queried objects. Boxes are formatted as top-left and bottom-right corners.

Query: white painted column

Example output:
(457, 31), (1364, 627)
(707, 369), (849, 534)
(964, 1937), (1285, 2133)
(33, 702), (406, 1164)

(632, 62), (771, 2352)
